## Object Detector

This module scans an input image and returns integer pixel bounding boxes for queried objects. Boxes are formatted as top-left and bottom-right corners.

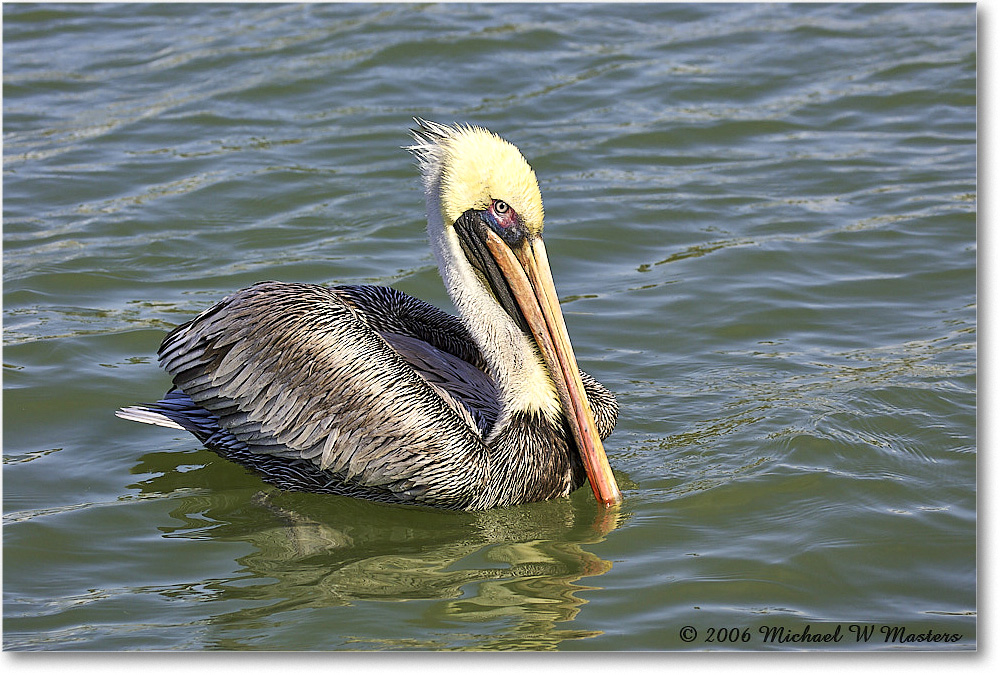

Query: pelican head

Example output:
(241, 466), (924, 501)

(408, 119), (621, 506)
(413, 121), (545, 237)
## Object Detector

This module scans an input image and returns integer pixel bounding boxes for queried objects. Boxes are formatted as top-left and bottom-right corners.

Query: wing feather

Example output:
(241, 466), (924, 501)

(333, 285), (501, 435)
(158, 281), (489, 507)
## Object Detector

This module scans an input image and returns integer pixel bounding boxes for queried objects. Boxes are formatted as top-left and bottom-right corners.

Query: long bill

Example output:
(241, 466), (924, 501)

(483, 230), (623, 506)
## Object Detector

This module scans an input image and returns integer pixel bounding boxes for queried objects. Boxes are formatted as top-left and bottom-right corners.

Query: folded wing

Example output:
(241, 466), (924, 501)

(158, 281), (491, 507)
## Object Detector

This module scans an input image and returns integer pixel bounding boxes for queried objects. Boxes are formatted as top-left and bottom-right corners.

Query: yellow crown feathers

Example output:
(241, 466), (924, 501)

(410, 120), (545, 235)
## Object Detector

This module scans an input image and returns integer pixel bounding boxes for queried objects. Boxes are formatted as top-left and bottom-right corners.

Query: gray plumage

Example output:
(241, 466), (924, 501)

(118, 120), (619, 510)
(118, 282), (617, 510)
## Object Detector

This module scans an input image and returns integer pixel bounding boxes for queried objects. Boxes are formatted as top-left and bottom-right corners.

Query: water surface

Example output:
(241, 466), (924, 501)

(3, 3), (976, 651)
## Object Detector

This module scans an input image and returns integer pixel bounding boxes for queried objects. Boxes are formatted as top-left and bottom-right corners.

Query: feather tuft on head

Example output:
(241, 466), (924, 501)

(408, 119), (545, 235)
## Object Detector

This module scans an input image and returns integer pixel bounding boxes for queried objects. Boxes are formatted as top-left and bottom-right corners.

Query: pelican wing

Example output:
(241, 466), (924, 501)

(158, 281), (489, 507)
(335, 284), (612, 440)
(333, 285), (501, 435)
(378, 331), (499, 436)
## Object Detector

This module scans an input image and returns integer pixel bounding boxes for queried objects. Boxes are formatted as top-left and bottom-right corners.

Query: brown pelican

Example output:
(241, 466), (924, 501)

(117, 120), (621, 510)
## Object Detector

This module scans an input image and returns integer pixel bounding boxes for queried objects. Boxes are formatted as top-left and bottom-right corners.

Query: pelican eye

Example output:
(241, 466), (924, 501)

(489, 199), (518, 230)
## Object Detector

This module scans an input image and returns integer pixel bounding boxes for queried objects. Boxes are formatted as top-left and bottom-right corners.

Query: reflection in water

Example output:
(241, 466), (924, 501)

(129, 448), (627, 650)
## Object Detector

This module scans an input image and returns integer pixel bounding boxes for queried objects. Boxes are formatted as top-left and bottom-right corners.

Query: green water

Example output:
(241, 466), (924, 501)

(3, 3), (976, 651)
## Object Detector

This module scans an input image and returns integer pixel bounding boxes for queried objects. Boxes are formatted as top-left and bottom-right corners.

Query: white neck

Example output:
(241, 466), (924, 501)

(423, 178), (562, 433)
